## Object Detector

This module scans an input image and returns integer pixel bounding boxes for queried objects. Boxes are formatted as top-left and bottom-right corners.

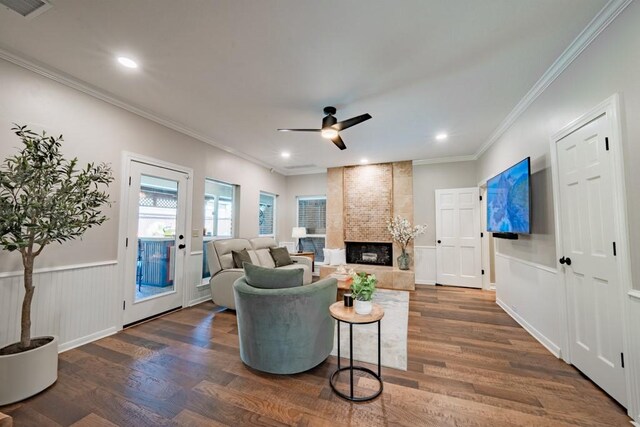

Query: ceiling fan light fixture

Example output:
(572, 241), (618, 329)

(321, 128), (339, 139)
(117, 56), (139, 69)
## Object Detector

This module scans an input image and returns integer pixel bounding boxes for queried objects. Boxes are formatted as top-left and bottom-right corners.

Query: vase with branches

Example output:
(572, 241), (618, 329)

(387, 216), (427, 270)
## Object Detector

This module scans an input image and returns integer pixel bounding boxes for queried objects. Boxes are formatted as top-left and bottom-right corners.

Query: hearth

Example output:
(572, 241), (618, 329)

(345, 242), (393, 267)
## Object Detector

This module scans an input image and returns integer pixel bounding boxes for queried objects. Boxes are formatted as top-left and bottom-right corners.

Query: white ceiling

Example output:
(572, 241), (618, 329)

(0, 0), (608, 174)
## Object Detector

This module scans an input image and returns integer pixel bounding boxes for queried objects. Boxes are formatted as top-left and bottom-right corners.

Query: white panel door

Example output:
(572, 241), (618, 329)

(435, 188), (482, 288)
(556, 114), (626, 405)
(123, 161), (189, 325)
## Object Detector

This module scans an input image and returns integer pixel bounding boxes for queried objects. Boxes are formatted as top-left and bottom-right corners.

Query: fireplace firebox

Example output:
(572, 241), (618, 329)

(345, 242), (393, 267)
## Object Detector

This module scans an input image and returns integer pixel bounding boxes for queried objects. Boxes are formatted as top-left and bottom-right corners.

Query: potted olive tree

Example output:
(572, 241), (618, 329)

(350, 272), (377, 315)
(0, 125), (113, 405)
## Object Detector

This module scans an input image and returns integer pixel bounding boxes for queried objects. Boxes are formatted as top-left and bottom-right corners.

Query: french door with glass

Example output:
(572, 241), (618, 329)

(123, 161), (189, 325)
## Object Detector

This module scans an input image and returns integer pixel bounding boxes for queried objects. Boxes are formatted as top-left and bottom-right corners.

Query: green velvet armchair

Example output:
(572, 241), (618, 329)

(233, 276), (338, 374)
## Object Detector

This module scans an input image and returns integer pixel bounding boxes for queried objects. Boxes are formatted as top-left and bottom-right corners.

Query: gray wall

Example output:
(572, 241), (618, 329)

(280, 173), (327, 244)
(476, 0), (640, 288)
(413, 161), (478, 246)
(0, 58), (287, 273)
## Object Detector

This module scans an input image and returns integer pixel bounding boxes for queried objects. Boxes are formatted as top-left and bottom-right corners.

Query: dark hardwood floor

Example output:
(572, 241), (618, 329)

(1, 285), (631, 426)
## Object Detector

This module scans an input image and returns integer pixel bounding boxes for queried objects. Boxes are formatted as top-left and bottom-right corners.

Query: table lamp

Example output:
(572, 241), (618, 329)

(292, 227), (307, 253)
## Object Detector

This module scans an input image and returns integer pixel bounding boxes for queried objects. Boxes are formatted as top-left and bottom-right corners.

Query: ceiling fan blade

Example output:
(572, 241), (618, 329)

(331, 134), (347, 150)
(332, 113), (372, 132)
(277, 128), (321, 132)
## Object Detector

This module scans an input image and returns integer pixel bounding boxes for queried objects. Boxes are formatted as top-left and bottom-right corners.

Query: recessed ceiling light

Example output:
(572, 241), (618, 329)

(360, 158), (369, 164)
(435, 133), (448, 141)
(117, 56), (138, 69)
(281, 152), (290, 159)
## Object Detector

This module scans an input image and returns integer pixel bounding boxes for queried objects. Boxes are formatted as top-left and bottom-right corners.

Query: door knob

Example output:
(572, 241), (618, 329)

(559, 257), (566, 265)
(179, 234), (184, 240)
(565, 257), (572, 266)
(178, 244), (186, 249)
(437, 240), (442, 244)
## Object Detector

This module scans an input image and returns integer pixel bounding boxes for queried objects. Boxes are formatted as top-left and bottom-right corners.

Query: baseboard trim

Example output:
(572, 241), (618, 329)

(58, 326), (119, 353)
(188, 295), (212, 307)
(415, 280), (436, 285)
(496, 298), (561, 358)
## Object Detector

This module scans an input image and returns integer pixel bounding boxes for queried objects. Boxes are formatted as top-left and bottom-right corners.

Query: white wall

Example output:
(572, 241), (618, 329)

(279, 173), (327, 245)
(0, 58), (287, 272)
(413, 161), (478, 246)
(476, 2), (640, 286)
(0, 57), (287, 349)
(476, 2), (640, 417)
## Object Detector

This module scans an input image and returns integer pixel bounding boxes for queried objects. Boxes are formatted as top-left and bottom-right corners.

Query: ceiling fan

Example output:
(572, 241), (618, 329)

(277, 106), (372, 150)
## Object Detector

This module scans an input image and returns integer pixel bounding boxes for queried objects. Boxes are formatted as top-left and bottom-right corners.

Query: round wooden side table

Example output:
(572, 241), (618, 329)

(329, 301), (384, 401)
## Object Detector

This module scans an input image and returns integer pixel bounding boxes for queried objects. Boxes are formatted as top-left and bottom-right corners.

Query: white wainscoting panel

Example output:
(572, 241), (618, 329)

(188, 252), (211, 306)
(494, 253), (562, 357)
(0, 262), (119, 352)
(627, 291), (640, 421)
(415, 246), (436, 285)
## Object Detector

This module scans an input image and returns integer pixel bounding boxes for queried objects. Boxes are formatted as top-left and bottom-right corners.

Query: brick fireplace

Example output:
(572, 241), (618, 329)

(345, 242), (393, 266)
(321, 161), (415, 290)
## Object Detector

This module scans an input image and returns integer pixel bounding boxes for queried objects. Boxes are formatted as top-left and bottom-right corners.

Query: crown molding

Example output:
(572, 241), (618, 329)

(412, 155), (476, 166)
(283, 167), (328, 176)
(0, 46), (290, 176)
(474, 0), (633, 159)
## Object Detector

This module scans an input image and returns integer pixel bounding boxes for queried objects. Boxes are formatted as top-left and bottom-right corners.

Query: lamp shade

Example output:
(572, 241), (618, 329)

(292, 227), (307, 238)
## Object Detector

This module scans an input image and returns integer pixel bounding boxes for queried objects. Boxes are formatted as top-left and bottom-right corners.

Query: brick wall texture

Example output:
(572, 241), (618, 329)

(343, 164), (393, 242)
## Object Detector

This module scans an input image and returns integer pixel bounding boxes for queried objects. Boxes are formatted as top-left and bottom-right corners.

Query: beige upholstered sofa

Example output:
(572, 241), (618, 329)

(206, 237), (312, 309)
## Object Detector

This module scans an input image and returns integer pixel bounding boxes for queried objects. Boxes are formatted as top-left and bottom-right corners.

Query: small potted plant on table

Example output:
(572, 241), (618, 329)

(350, 272), (377, 315)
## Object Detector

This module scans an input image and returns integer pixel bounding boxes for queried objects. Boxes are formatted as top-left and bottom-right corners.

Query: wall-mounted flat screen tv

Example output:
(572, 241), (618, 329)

(487, 157), (531, 235)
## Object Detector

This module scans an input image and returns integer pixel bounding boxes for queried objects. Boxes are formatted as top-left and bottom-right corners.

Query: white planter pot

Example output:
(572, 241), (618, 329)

(354, 299), (372, 315)
(0, 336), (58, 405)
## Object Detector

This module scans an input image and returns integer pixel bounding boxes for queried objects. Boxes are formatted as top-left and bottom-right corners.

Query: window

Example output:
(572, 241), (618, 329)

(259, 192), (276, 237)
(297, 196), (326, 262)
(203, 179), (237, 279)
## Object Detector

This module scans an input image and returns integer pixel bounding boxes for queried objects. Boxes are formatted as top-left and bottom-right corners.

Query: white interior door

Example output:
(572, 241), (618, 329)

(435, 188), (482, 288)
(123, 161), (189, 325)
(556, 114), (626, 406)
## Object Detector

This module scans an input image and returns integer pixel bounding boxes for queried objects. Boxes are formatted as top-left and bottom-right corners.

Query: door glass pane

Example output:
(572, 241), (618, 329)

(136, 174), (178, 302)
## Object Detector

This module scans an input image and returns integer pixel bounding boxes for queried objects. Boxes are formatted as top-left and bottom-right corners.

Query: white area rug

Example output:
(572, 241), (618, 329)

(330, 289), (409, 371)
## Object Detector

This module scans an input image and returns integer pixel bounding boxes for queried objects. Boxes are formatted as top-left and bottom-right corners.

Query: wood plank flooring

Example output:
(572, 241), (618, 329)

(1, 285), (631, 426)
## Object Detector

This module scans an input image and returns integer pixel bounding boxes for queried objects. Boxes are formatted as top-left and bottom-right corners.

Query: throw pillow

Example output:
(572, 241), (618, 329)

(243, 262), (303, 289)
(232, 249), (252, 268)
(323, 248), (333, 265)
(330, 248), (346, 266)
(269, 247), (293, 267)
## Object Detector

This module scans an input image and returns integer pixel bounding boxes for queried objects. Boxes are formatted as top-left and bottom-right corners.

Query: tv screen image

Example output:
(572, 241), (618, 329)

(487, 158), (531, 234)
